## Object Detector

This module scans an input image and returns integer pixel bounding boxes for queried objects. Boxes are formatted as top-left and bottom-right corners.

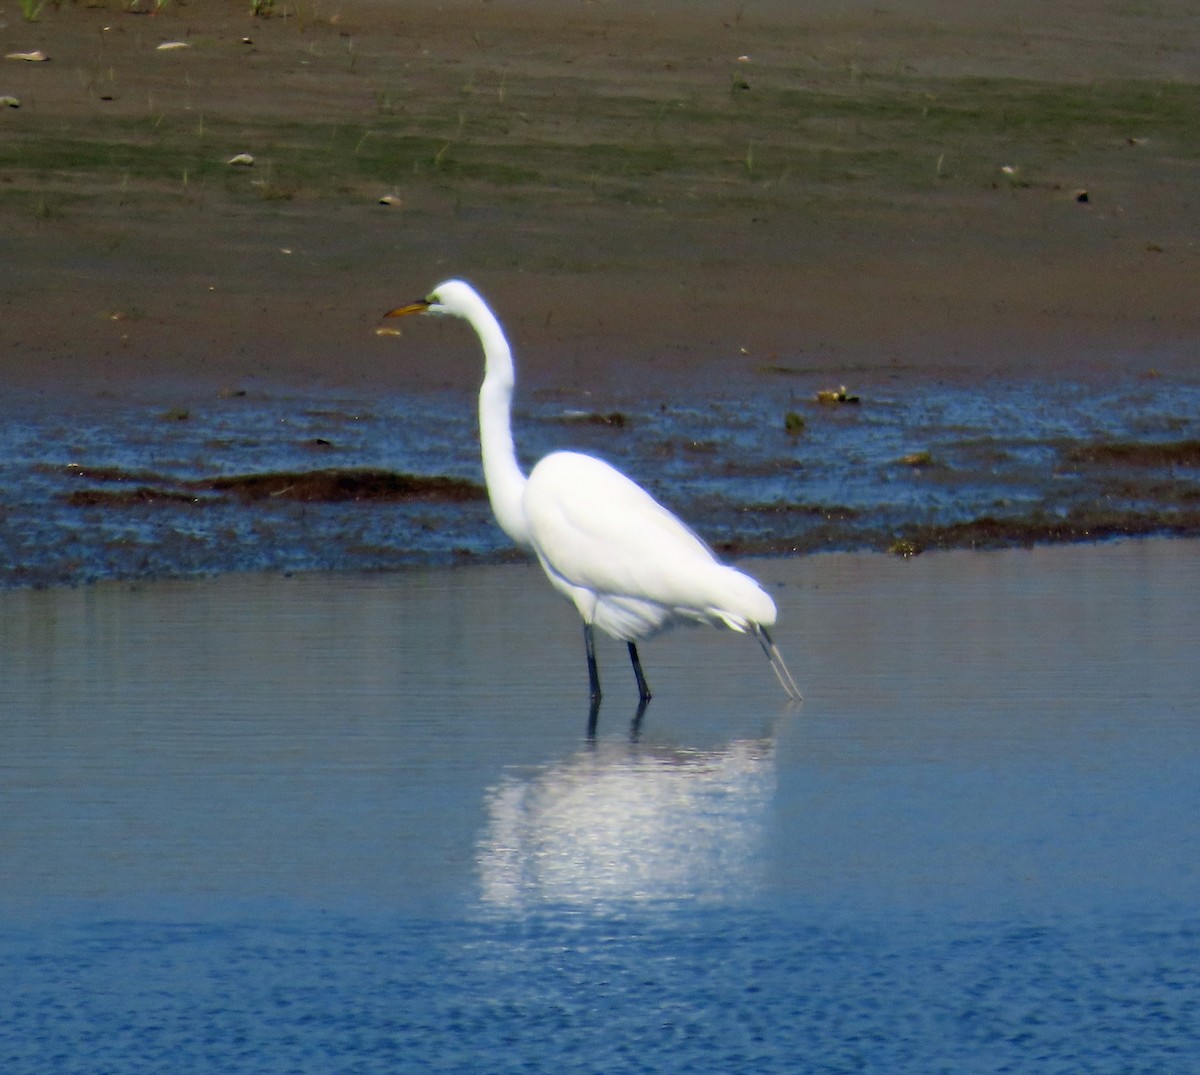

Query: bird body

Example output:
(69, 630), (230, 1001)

(385, 279), (801, 705)
(524, 450), (776, 640)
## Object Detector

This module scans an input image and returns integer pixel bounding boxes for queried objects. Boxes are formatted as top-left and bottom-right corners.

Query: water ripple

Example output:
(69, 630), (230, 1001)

(2, 370), (1198, 588)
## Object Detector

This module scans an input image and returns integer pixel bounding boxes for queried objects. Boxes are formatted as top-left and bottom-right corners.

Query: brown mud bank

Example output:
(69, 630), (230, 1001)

(1, 0), (1197, 398)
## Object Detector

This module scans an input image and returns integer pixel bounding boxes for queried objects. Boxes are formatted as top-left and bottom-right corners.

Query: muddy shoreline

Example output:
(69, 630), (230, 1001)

(2, 0), (1197, 398)
(2, 1), (1198, 588)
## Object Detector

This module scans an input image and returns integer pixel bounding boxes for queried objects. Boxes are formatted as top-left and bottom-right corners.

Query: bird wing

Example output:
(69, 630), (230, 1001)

(522, 451), (775, 627)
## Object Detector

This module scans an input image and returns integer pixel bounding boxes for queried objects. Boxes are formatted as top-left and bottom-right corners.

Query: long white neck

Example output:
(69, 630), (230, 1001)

(468, 297), (533, 550)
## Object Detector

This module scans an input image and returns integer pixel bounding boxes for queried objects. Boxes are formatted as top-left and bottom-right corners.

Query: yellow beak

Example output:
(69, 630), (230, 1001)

(383, 299), (431, 318)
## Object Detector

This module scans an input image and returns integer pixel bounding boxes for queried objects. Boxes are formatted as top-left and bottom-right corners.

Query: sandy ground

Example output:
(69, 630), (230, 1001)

(1, 0), (1197, 398)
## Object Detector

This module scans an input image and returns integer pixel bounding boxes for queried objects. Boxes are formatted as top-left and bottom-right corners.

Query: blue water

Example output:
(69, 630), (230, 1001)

(1, 369), (1198, 588)
(5, 909), (1197, 1073)
(1, 545), (1197, 1071)
(2, 356), (1198, 1069)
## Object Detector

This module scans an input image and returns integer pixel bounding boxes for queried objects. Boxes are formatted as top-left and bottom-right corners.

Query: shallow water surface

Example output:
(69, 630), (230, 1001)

(1, 541), (1197, 1071)
(2, 370), (1198, 587)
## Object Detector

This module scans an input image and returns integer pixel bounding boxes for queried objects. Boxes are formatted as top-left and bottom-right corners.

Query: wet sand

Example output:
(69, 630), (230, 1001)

(2, 0), (1198, 396)
(4, 2), (1198, 571)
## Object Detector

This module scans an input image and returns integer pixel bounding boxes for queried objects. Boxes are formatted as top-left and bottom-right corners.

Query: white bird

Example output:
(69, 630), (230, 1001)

(384, 280), (801, 706)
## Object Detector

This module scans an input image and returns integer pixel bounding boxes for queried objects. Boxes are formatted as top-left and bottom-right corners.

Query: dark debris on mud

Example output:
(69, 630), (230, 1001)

(60, 464), (486, 507)
(1064, 439), (1200, 468)
(888, 507), (1200, 556)
(209, 470), (485, 503)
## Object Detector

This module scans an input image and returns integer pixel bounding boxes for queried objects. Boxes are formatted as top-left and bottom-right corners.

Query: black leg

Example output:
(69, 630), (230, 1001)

(627, 642), (652, 703)
(584, 623), (602, 705)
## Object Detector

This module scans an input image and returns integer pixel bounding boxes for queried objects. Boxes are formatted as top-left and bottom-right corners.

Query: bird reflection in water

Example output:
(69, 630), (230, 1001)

(476, 730), (777, 910)
(587, 694), (651, 741)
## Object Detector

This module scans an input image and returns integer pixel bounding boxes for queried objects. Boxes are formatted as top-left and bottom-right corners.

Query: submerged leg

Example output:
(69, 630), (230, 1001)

(627, 642), (652, 704)
(630, 694), (650, 741)
(584, 623), (602, 705)
(586, 695), (601, 740)
(754, 625), (803, 702)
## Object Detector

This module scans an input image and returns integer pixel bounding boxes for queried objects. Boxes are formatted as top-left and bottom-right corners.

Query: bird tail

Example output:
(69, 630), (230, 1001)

(753, 624), (803, 702)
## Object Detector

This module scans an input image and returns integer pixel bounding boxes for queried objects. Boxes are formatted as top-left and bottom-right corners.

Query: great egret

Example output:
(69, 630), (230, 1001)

(384, 280), (801, 705)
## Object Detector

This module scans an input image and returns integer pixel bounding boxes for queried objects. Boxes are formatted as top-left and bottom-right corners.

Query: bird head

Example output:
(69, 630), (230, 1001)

(383, 279), (476, 321)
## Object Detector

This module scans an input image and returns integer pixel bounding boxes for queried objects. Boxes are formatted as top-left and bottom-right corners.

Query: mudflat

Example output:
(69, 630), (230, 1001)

(2, 0), (1197, 396)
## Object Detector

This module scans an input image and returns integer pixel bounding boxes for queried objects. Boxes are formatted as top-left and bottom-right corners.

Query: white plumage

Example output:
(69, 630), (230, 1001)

(525, 452), (776, 638)
(385, 279), (801, 705)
